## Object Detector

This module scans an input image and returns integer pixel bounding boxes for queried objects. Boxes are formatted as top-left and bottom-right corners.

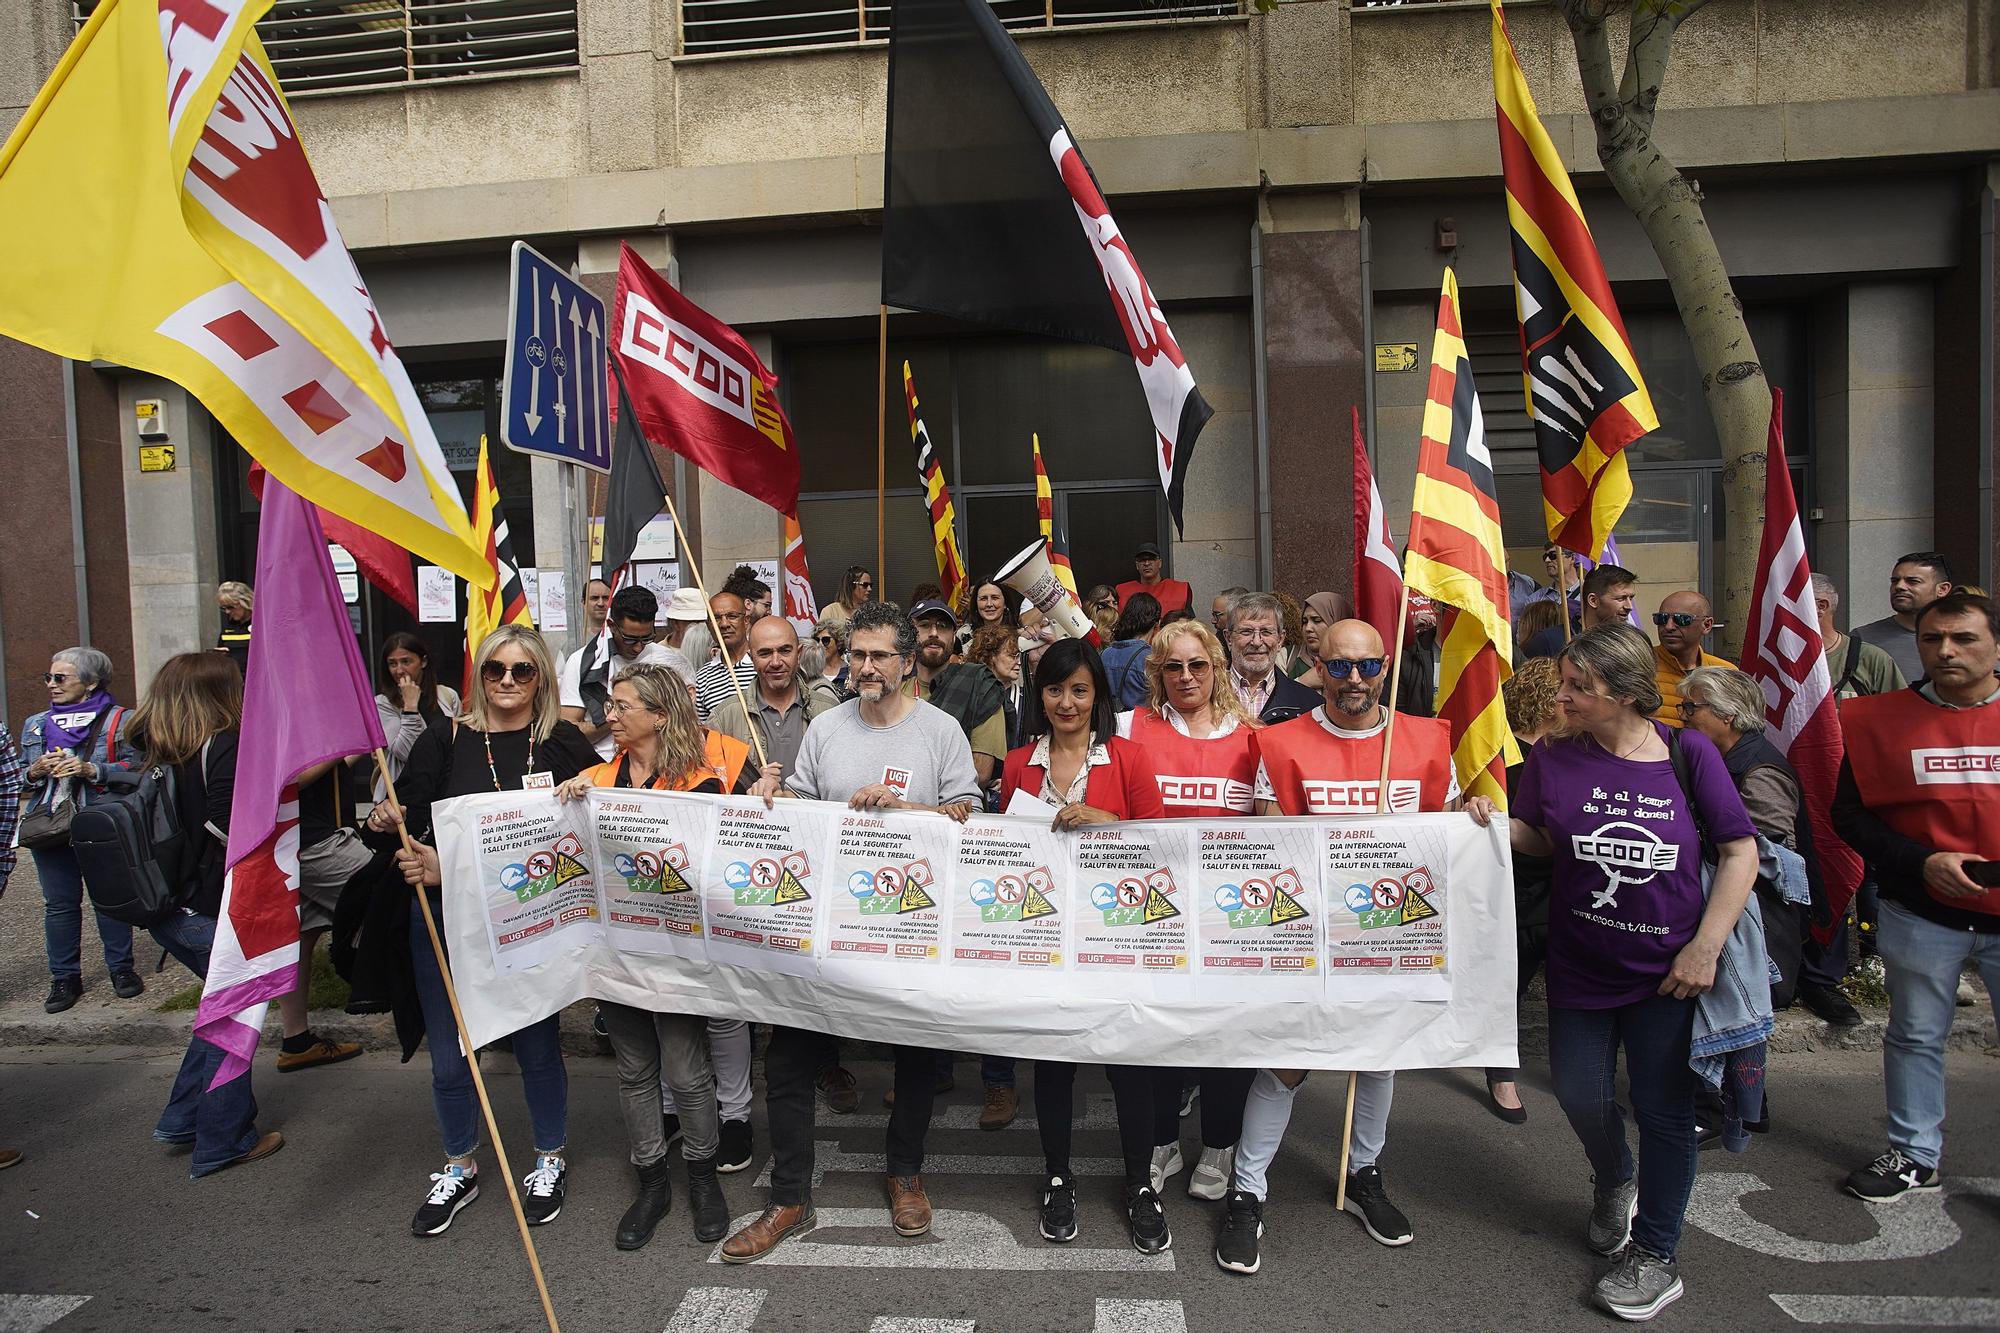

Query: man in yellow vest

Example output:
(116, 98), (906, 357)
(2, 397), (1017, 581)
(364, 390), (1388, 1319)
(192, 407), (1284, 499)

(1652, 591), (1732, 726)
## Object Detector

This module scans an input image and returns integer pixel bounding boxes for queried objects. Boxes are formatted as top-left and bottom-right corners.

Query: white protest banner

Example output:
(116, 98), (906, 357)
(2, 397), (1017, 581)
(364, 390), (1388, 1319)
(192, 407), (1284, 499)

(432, 790), (1518, 1071)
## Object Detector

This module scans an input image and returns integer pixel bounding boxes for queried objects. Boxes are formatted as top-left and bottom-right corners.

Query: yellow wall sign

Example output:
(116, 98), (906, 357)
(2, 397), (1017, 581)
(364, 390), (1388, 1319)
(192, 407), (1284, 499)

(1374, 343), (1420, 372)
(139, 444), (175, 473)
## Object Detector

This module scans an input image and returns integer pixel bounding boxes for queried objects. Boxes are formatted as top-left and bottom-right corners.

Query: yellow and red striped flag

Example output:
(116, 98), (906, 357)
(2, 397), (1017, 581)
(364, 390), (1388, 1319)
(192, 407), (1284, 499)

(1492, 0), (1657, 561)
(1405, 270), (1519, 808)
(463, 438), (536, 694)
(1031, 433), (1081, 601)
(905, 362), (969, 611)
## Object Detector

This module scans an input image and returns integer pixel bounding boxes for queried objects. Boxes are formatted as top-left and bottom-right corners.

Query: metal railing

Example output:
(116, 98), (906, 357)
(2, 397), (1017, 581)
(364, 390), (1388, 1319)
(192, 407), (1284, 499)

(73, 0), (580, 95)
(680, 0), (1243, 57)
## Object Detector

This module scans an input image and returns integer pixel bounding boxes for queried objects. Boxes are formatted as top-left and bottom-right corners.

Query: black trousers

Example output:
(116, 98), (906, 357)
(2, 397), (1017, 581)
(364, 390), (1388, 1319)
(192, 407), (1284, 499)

(765, 1026), (940, 1206)
(1035, 1062), (1176, 1190)
(1148, 1067), (1255, 1150)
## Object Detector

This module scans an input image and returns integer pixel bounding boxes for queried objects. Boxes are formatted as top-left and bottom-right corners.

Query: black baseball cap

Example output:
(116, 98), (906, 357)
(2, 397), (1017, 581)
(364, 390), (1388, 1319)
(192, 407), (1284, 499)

(909, 598), (960, 628)
(1134, 542), (1162, 559)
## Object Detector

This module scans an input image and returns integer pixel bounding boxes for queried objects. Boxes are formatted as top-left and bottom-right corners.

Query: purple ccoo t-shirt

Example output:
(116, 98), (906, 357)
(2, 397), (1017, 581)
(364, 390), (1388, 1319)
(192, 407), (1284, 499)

(1513, 724), (1756, 1009)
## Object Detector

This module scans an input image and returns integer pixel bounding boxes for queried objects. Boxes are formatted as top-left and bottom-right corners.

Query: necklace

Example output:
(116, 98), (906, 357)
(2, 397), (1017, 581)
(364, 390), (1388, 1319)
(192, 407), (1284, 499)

(483, 726), (535, 791)
(1603, 727), (1654, 761)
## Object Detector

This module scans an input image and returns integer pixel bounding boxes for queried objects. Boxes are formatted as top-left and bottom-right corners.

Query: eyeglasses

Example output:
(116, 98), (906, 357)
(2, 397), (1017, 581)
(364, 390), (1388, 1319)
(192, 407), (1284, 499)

(481, 661), (540, 684)
(1652, 612), (1698, 628)
(848, 650), (904, 668)
(1321, 657), (1387, 680)
(606, 700), (652, 716)
(43, 673), (74, 685)
(1160, 659), (1213, 677)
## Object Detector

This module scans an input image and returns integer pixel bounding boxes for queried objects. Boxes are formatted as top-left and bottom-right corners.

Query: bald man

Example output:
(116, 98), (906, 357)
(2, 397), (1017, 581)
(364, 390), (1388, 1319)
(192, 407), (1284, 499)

(1216, 618), (1490, 1277)
(1651, 591), (1733, 728)
(709, 616), (836, 785)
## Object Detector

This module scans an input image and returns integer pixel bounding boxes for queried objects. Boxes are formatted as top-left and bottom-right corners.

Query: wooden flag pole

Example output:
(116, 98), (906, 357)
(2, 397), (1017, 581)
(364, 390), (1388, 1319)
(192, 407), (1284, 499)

(876, 304), (889, 588)
(371, 750), (561, 1333)
(1560, 549), (1576, 644)
(657, 488), (772, 773)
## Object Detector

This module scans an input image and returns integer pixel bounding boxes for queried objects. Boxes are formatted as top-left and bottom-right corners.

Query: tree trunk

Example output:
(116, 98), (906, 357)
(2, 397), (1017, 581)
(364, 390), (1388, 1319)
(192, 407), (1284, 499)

(1558, 1), (1767, 658)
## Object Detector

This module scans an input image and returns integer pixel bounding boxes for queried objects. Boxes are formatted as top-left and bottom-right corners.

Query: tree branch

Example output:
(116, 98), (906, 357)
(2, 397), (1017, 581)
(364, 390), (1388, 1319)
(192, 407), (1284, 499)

(1558, 0), (1631, 162)
(1623, 0), (1709, 132)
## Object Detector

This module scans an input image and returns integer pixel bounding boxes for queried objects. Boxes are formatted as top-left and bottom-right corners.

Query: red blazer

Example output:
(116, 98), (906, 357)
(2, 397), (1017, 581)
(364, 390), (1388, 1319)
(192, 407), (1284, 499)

(1000, 735), (1166, 821)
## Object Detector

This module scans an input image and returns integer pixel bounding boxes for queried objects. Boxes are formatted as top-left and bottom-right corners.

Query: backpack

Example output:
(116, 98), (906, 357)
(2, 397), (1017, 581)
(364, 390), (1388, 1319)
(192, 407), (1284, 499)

(70, 742), (206, 927)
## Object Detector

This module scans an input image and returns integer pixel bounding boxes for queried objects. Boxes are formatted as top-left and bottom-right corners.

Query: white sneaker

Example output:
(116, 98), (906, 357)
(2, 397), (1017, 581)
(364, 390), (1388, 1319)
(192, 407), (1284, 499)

(1188, 1145), (1234, 1200)
(1148, 1141), (1184, 1193)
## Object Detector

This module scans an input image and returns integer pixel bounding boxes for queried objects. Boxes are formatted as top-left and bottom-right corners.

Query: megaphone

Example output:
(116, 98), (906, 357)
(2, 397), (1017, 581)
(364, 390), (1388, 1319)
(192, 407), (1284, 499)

(996, 540), (1096, 643)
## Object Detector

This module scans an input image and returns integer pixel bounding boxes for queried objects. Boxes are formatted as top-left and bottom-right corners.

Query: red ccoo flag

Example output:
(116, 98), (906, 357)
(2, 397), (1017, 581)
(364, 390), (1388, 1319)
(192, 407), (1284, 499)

(1741, 389), (1860, 944)
(612, 243), (801, 517)
(1351, 406), (1404, 651)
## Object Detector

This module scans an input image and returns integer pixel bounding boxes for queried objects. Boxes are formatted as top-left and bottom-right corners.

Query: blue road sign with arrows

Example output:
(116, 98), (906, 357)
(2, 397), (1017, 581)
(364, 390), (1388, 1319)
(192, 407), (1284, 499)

(500, 241), (611, 474)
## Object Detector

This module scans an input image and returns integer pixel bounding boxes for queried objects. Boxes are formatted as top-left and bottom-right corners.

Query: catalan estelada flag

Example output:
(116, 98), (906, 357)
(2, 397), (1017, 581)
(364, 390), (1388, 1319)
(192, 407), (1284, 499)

(905, 362), (969, 611)
(464, 438), (535, 694)
(1031, 433), (1080, 600)
(1492, 0), (1657, 561)
(1405, 270), (1518, 808)
(0, 0), (488, 585)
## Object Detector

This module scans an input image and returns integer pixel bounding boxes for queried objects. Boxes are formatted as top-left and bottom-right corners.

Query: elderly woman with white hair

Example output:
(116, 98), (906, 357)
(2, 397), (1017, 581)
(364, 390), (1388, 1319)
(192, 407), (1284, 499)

(19, 646), (143, 1012)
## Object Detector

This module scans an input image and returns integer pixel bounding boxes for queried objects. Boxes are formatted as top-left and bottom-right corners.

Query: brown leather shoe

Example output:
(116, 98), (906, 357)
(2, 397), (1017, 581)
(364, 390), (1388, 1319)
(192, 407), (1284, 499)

(720, 1203), (815, 1263)
(0, 1148), (21, 1171)
(887, 1173), (932, 1237)
(220, 1131), (284, 1171)
(979, 1084), (1018, 1131)
(277, 1036), (362, 1073)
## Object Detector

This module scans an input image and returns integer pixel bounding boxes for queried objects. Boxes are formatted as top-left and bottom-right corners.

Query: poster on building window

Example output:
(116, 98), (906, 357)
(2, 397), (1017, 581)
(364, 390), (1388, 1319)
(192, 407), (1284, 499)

(591, 793), (711, 959)
(700, 797), (829, 978)
(1320, 818), (1453, 1002)
(820, 809), (955, 980)
(1070, 823), (1195, 994)
(469, 796), (600, 973)
(948, 818), (1068, 974)
(1192, 822), (1323, 997)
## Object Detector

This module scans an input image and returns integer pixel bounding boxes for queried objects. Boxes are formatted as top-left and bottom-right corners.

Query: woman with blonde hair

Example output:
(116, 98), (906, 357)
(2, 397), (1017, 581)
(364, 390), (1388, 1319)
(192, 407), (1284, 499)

(370, 623), (600, 1238)
(215, 581), (255, 671)
(555, 663), (742, 1249)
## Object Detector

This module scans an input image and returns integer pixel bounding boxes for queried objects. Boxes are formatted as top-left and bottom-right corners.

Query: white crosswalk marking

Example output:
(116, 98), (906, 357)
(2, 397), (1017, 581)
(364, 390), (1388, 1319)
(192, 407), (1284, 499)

(1093, 1298), (1189, 1333)
(662, 1286), (767, 1333)
(0, 1295), (90, 1333)
(1771, 1295), (2000, 1326)
(754, 1140), (1123, 1189)
(707, 1208), (1175, 1271)
(868, 1320), (977, 1332)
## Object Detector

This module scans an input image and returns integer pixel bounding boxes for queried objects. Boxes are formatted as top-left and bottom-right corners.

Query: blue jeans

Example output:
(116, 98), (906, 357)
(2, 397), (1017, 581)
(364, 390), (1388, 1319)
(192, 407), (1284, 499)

(1548, 994), (1699, 1259)
(148, 910), (262, 1177)
(929, 1052), (1016, 1089)
(409, 901), (567, 1159)
(34, 845), (134, 980)
(1878, 899), (2000, 1170)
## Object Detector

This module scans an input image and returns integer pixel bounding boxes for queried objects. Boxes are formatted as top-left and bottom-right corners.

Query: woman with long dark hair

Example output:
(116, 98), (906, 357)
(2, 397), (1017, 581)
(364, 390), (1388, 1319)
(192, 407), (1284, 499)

(372, 632), (461, 795)
(999, 638), (1172, 1255)
(1101, 593), (1161, 710)
(959, 580), (1019, 652)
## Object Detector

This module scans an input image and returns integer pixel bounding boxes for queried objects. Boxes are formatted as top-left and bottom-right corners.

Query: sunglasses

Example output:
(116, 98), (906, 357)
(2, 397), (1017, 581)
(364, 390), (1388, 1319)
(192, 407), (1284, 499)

(43, 673), (74, 685)
(1321, 657), (1387, 680)
(1160, 660), (1213, 676)
(815, 634), (835, 645)
(1652, 612), (1698, 628)
(481, 660), (540, 684)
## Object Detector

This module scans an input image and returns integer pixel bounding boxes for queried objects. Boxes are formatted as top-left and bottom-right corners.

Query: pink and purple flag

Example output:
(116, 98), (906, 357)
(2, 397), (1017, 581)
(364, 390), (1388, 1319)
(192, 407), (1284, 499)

(195, 477), (386, 1087)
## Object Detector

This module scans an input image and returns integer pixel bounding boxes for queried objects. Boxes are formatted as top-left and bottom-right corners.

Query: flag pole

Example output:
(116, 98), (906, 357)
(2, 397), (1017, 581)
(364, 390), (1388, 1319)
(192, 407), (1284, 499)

(657, 489), (773, 773)
(371, 750), (561, 1333)
(1559, 548), (1575, 644)
(876, 304), (889, 587)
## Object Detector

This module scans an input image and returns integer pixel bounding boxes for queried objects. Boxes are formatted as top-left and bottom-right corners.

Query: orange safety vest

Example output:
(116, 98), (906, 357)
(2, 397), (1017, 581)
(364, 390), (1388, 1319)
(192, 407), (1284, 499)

(1252, 709), (1454, 816)
(585, 730), (750, 793)
(1841, 688), (2000, 917)
(1127, 709), (1258, 817)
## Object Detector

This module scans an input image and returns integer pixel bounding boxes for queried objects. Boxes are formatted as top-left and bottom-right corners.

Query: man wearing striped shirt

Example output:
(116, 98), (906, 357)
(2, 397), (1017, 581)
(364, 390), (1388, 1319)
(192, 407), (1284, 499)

(695, 591), (759, 724)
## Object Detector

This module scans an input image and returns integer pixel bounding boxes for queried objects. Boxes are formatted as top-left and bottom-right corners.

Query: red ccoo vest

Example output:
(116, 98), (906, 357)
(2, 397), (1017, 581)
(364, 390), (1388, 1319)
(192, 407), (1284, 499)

(1841, 688), (2000, 917)
(1127, 709), (1259, 818)
(1253, 709), (1455, 816)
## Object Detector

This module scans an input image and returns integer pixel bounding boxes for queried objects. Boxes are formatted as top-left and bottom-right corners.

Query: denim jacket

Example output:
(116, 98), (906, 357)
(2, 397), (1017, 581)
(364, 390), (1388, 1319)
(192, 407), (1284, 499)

(18, 705), (138, 815)
(1691, 856), (1777, 1151)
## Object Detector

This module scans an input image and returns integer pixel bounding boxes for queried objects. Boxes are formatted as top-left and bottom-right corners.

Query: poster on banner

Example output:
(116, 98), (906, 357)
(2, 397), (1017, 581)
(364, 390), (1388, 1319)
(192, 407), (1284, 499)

(468, 796), (601, 972)
(821, 811), (955, 977)
(746, 557), (780, 592)
(702, 797), (829, 977)
(540, 570), (569, 631)
(417, 566), (455, 623)
(520, 568), (540, 622)
(950, 819), (1068, 972)
(633, 561), (680, 604)
(592, 794), (712, 958)
(1072, 823), (1195, 990)
(1193, 822), (1323, 996)
(1321, 819), (1454, 1001)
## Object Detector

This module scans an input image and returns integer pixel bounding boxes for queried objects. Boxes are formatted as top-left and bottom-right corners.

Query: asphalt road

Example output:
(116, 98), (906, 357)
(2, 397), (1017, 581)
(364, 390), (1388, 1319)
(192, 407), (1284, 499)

(2, 1043), (1997, 1333)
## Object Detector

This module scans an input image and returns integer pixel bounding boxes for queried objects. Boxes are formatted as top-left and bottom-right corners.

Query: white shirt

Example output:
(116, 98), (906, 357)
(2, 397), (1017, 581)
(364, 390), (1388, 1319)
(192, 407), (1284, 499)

(1114, 704), (1242, 740)
(1027, 734), (1112, 806)
(1251, 705), (1460, 805)
(560, 640), (638, 761)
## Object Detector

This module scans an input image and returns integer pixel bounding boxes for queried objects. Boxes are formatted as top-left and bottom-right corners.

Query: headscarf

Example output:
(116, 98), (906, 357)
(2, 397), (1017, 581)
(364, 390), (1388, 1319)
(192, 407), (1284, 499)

(1304, 592), (1350, 650)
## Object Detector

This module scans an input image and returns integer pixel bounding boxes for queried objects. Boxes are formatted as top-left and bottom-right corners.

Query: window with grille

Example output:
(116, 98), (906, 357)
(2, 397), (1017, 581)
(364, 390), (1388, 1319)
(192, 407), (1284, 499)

(680, 0), (1242, 59)
(72, 0), (580, 96)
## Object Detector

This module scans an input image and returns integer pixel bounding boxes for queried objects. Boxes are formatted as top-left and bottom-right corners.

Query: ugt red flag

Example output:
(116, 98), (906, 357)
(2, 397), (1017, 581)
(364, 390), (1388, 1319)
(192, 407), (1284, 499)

(1352, 406), (1405, 651)
(612, 243), (801, 517)
(1741, 388), (1860, 944)
(196, 476), (385, 1087)
(782, 514), (819, 635)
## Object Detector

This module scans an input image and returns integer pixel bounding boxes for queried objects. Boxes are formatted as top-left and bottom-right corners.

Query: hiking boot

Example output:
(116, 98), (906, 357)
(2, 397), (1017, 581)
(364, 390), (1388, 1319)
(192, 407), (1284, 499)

(1587, 1176), (1639, 1255)
(521, 1153), (567, 1225)
(817, 1064), (859, 1115)
(1213, 1189), (1262, 1274)
(411, 1164), (479, 1237)
(1039, 1173), (1078, 1243)
(1594, 1245), (1683, 1322)
(720, 1202), (813, 1263)
(979, 1084), (1018, 1130)
(1845, 1148), (1941, 1203)
(1343, 1165), (1412, 1246)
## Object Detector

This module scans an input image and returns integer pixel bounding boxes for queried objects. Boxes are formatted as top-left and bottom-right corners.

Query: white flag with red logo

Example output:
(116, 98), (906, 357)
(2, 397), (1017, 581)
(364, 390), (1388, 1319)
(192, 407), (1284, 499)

(1742, 389), (1862, 941)
(1352, 406), (1405, 650)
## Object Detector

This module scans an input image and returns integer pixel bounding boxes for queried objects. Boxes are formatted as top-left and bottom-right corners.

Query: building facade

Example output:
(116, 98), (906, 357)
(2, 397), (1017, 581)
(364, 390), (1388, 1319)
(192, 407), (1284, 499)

(1, 0), (1996, 708)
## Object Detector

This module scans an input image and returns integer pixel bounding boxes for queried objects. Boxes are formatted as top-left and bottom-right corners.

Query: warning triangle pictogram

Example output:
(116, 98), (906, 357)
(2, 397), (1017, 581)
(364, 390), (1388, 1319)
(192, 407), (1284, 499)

(553, 852), (589, 886)
(1142, 886), (1180, 924)
(1269, 885), (1307, 924)
(897, 882), (936, 913)
(1399, 888), (1437, 924)
(774, 868), (811, 904)
(661, 863), (693, 895)
(1021, 884), (1056, 920)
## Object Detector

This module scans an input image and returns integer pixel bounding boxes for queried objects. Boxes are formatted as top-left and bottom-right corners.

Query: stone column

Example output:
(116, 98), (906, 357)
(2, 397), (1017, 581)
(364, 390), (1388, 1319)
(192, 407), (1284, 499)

(118, 377), (221, 689)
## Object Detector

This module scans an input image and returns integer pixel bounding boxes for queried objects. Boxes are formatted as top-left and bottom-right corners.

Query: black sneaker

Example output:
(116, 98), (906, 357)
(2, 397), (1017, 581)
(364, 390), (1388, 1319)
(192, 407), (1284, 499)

(1125, 1184), (1172, 1255)
(1797, 981), (1863, 1027)
(1039, 1174), (1078, 1243)
(1343, 1165), (1413, 1246)
(111, 969), (145, 999)
(42, 977), (81, 1014)
(592, 1006), (609, 1039)
(1845, 1148), (1941, 1203)
(411, 1165), (479, 1237)
(661, 1113), (683, 1154)
(521, 1153), (566, 1225)
(716, 1118), (753, 1174)
(1214, 1189), (1263, 1275)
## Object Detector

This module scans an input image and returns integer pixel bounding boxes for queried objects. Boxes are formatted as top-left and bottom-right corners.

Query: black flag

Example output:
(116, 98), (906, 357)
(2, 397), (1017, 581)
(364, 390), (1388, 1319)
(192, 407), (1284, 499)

(883, 0), (1211, 531)
(602, 360), (669, 583)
